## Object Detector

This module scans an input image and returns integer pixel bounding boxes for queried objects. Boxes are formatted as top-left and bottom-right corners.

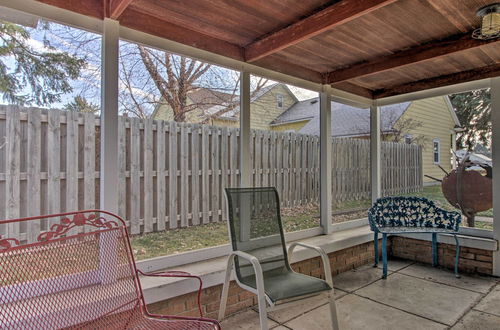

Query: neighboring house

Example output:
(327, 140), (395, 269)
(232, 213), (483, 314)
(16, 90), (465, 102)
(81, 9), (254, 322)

(153, 83), (460, 184)
(271, 96), (461, 184)
(153, 83), (297, 130)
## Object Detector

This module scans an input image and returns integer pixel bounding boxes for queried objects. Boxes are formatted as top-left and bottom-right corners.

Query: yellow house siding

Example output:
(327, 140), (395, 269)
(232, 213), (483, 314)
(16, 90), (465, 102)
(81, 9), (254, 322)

(250, 85), (297, 130)
(153, 98), (205, 123)
(153, 84), (297, 130)
(396, 96), (456, 183)
(271, 120), (309, 132)
(153, 104), (173, 122)
(211, 118), (239, 128)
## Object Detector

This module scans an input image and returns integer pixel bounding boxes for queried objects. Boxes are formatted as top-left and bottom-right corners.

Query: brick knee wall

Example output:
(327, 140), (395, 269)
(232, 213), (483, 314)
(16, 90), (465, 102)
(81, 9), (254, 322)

(147, 237), (493, 319)
(391, 237), (493, 275)
(147, 241), (383, 319)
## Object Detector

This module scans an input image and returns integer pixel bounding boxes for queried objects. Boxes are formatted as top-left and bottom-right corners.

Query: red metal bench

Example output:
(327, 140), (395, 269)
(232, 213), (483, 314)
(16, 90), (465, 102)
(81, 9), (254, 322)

(0, 210), (220, 329)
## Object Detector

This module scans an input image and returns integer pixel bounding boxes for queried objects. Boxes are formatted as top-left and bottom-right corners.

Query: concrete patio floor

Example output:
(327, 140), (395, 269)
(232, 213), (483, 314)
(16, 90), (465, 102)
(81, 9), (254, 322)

(220, 259), (500, 329)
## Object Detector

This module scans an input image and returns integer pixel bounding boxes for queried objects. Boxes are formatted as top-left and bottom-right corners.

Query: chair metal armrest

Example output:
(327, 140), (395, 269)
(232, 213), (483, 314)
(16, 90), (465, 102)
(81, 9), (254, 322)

(230, 250), (261, 265)
(228, 250), (267, 303)
(137, 269), (204, 317)
(288, 242), (333, 287)
(229, 251), (265, 285)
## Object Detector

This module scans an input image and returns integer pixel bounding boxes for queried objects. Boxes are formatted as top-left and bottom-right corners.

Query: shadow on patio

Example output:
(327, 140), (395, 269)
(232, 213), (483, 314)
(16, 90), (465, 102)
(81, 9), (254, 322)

(221, 260), (500, 330)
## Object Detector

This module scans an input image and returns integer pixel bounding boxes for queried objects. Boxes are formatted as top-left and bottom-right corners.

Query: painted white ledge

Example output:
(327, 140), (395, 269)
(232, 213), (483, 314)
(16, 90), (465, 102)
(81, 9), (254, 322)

(139, 223), (498, 305)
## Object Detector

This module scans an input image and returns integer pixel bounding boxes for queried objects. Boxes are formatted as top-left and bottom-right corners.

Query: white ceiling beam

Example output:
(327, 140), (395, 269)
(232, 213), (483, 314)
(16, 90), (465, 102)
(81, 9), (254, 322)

(376, 78), (492, 106)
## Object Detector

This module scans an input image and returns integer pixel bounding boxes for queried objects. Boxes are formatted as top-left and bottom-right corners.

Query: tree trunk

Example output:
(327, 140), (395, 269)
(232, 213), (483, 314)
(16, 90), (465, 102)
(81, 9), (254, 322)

(466, 214), (475, 227)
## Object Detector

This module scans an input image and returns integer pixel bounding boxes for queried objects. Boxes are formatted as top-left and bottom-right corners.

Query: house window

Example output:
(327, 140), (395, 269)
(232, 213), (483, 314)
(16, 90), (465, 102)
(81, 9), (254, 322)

(404, 134), (412, 144)
(276, 94), (284, 109)
(433, 139), (440, 164)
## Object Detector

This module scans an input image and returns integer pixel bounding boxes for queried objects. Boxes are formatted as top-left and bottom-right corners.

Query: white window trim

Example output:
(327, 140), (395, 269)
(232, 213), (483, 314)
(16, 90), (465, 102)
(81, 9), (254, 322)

(433, 138), (441, 164)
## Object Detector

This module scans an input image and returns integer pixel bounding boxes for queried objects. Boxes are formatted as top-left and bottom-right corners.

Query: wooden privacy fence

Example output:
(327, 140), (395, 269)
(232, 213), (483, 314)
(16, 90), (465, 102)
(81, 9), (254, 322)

(0, 106), (422, 238)
(331, 138), (423, 204)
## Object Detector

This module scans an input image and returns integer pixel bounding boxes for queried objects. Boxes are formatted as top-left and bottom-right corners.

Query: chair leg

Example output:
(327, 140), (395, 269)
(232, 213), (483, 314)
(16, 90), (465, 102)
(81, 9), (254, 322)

(373, 232), (379, 267)
(432, 233), (438, 267)
(329, 291), (340, 330)
(218, 256), (234, 320)
(382, 233), (388, 279)
(257, 293), (268, 330)
(454, 234), (461, 278)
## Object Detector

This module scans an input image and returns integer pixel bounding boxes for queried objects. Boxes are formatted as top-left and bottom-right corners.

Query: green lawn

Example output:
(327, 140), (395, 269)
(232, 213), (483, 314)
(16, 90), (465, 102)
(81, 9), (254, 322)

(406, 185), (493, 217)
(132, 205), (320, 261)
(131, 185), (493, 261)
(403, 185), (493, 230)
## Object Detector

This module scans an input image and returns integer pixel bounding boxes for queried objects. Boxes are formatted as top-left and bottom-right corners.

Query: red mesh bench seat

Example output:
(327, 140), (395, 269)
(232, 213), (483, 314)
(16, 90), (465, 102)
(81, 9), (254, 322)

(0, 210), (220, 330)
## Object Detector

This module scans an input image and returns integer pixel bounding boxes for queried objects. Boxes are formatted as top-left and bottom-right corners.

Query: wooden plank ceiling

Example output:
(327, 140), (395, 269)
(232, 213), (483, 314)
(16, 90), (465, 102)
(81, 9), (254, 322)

(37, 0), (500, 99)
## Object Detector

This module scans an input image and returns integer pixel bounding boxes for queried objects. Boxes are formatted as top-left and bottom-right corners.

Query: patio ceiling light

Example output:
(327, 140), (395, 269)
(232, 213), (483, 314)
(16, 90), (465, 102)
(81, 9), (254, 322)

(472, 3), (500, 40)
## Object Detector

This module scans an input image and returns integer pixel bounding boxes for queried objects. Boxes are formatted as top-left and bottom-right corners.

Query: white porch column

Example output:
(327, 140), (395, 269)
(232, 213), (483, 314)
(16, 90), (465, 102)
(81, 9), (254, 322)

(491, 77), (500, 276)
(240, 71), (251, 187)
(451, 130), (457, 169)
(239, 71), (251, 242)
(100, 18), (119, 213)
(370, 104), (381, 203)
(320, 86), (333, 234)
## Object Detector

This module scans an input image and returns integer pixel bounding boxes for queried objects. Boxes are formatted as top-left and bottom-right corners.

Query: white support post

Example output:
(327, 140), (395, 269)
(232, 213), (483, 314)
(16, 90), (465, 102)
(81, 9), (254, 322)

(240, 71), (251, 187)
(239, 71), (251, 242)
(491, 77), (500, 276)
(370, 104), (381, 204)
(99, 19), (120, 284)
(320, 86), (333, 234)
(100, 18), (119, 213)
(451, 131), (457, 169)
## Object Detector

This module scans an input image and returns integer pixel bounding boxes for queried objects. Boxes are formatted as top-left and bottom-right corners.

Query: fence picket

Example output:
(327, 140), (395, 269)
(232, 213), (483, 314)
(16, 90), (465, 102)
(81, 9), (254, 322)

(169, 121), (178, 229)
(66, 111), (78, 215)
(27, 108), (41, 242)
(117, 117), (127, 221)
(191, 124), (200, 225)
(180, 124), (189, 227)
(230, 128), (238, 188)
(211, 127), (219, 222)
(262, 131), (269, 187)
(47, 110), (61, 230)
(83, 113), (95, 212)
(5, 107), (20, 238)
(220, 127), (228, 221)
(130, 118), (140, 234)
(156, 120), (166, 231)
(201, 125), (210, 224)
(282, 133), (289, 206)
(143, 119), (154, 232)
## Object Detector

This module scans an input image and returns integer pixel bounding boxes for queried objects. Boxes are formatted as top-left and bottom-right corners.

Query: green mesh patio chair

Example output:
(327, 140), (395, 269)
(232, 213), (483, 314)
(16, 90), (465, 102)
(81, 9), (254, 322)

(218, 187), (339, 330)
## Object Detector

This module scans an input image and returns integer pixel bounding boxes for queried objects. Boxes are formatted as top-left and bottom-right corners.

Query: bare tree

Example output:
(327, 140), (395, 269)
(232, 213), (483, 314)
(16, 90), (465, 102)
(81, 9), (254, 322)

(383, 111), (428, 146)
(201, 75), (269, 124)
(119, 43), (268, 121)
(28, 24), (270, 120)
(383, 118), (428, 146)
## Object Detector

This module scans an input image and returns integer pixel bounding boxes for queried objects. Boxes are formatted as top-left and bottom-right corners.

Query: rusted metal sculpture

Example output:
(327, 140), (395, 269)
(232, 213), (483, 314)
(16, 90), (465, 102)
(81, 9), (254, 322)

(441, 153), (492, 227)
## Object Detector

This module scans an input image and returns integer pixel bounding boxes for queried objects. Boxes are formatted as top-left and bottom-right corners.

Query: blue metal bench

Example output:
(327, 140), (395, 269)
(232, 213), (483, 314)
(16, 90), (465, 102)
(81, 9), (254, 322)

(368, 197), (462, 279)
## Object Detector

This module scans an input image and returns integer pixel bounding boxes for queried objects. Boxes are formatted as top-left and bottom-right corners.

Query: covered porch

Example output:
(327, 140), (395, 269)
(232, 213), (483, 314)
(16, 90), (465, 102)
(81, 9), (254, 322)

(0, 0), (499, 328)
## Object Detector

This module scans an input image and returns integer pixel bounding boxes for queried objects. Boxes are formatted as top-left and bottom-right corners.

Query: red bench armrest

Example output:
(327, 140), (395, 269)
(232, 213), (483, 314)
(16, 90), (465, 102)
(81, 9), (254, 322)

(137, 270), (204, 317)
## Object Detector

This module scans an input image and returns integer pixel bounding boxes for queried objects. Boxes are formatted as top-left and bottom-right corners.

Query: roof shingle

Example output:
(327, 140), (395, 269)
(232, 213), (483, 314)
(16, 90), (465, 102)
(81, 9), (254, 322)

(272, 98), (411, 137)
